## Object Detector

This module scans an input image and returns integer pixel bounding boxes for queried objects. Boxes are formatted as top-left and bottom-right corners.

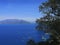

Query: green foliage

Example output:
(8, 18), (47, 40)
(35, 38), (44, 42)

(39, 0), (60, 16)
(26, 40), (36, 45)
(36, 0), (60, 45)
(37, 0), (60, 33)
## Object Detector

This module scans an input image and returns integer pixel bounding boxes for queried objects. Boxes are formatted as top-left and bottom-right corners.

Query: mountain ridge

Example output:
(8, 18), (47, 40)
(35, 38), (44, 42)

(0, 19), (31, 24)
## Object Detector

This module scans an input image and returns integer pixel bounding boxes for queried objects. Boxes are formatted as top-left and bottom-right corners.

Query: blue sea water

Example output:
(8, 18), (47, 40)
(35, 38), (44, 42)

(0, 24), (49, 45)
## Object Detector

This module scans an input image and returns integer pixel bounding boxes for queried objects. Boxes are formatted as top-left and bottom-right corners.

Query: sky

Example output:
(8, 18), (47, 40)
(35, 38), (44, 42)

(0, 0), (46, 22)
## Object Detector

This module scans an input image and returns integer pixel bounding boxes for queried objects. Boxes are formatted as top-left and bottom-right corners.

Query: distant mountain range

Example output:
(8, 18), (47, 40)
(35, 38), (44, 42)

(0, 19), (31, 24)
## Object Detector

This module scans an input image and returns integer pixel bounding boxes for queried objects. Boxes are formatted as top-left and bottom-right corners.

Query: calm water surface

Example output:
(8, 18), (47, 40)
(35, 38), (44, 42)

(0, 24), (49, 45)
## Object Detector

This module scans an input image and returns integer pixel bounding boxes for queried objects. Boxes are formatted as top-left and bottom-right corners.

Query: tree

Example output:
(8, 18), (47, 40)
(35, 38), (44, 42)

(36, 0), (60, 45)
(26, 39), (36, 45)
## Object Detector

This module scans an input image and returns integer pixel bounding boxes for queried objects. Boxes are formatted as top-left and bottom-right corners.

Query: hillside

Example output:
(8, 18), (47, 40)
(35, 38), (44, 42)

(0, 19), (30, 24)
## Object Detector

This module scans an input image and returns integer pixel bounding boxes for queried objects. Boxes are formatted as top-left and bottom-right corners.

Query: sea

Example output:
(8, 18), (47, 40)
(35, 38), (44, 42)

(0, 24), (49, 45)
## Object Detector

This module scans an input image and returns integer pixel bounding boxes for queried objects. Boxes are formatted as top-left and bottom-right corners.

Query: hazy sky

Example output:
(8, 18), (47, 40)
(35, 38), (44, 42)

(0, 0), (46, 22)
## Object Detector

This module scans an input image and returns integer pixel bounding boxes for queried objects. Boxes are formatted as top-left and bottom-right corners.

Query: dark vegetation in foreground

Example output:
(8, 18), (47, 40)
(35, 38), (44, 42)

(27, 0), (60, 45)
